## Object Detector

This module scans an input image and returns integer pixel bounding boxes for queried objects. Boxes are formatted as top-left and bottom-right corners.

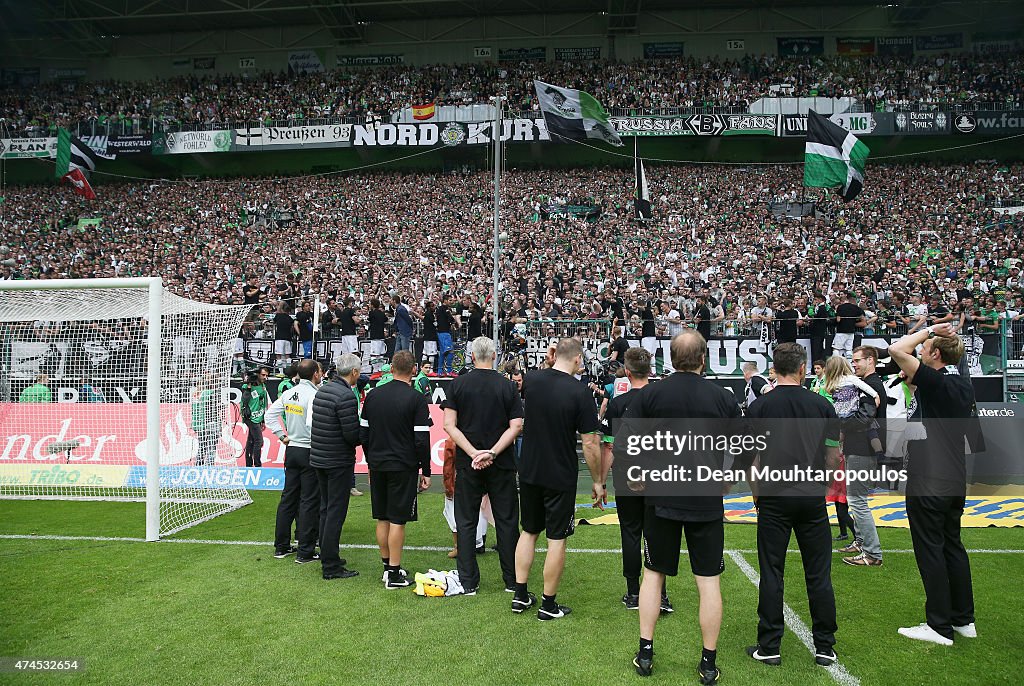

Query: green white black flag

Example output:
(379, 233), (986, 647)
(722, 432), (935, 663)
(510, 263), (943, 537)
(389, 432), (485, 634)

(533, 80), (622, 147)
(803, 110), (869, 201)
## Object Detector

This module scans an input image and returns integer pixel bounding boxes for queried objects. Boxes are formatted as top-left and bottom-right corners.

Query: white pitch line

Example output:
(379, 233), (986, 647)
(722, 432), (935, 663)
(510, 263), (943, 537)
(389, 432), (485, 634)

(1, 535), (1023, 556)
(727, 550), (861, 686)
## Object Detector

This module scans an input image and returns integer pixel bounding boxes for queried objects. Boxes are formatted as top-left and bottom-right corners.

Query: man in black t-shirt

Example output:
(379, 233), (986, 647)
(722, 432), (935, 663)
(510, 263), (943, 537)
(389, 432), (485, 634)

(833, 292), (865, 359)
(272, 302), (294, 372)
(294, 300), (315, 358)
(360, 351), (433, 590)
(623, 330), (742, 682)
(599, 347), (673, 614)
(745, 342), (841, 669)
(888, 322), (982, 646)
(436, 293), (461, 376)
(808, 293), (829, 363)
(775, 298), (799, 344)
(339, 297), (361, 355)
(442, 336), (524, 594)
(367, 299), (388, 358)
(693, 295), (712, 341)
(608, 326), (630, 369)
(512, 337), (603, 620)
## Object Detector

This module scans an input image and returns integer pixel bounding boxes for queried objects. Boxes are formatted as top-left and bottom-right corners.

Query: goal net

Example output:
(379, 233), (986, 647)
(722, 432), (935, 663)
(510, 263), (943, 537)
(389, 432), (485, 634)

(0, 278), (253, 539)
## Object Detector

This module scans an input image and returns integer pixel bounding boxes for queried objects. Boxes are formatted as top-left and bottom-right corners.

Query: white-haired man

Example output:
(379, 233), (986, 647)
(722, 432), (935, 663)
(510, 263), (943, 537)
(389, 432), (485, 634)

(442, 336), (524, 594)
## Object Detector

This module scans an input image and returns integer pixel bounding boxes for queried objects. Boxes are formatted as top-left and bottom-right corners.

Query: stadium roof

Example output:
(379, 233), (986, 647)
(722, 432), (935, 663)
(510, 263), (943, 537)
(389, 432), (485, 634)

(4, 0), (920, 38)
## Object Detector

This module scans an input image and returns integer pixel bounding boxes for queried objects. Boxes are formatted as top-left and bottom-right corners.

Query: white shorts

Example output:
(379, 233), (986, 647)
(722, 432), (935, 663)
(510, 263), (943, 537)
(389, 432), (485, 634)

(423, 340), (438, 356)
(232, 338), (245, 355)
(341, 335), (359, 355)
(641, 336), (658, 356)
(369, 339), (386, 356)
(832, 333), (855, 355)
(274, 339), (292, 356)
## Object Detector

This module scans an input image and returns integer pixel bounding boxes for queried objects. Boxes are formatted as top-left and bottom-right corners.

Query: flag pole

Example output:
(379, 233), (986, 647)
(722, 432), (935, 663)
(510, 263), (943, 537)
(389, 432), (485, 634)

(491, 95), (503, 368)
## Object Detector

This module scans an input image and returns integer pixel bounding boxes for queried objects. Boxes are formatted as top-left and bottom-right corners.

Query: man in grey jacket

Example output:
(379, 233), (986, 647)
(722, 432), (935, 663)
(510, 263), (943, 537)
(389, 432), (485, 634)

(310, 353), (363, 580)
(267, 359), (323, 563)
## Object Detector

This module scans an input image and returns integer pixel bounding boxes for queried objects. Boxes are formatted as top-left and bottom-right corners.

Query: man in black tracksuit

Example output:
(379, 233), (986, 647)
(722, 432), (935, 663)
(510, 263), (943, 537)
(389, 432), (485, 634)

(600, 347), (672, 613)
(310, 352), (363, 580)
(360, 350), (433, 589)
(745, 342), (841, 669)
(442, 336), (523, 594)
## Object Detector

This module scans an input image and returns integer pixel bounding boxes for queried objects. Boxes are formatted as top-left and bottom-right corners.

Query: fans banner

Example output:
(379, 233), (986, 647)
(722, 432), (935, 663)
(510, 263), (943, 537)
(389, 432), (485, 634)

(498, 47), (546, 61)
(609, 114), (777, 137)
(554, 47), (601, 60)
(893, 111), (951, 135)
(153, 130), (233, 154)
(233, 124), (354, 148)
(877, 36), (914, 57)
(643, 42), (684, 59)
(836, 37), (876, 55)
(0, 137), (58, 159)
(0, 403), (449, 477)
(778, 37), (824, 56)
(106, 134), (152, 155)
(336, 54), (404, 66)
(916, 33), (963, 50)
(781, 113), (893, 137)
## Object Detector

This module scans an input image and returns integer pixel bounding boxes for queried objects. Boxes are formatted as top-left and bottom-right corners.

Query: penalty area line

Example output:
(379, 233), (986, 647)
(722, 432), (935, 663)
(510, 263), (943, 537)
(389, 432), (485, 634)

(727, 549), (861, 686)
(1, 535), (1023, 557)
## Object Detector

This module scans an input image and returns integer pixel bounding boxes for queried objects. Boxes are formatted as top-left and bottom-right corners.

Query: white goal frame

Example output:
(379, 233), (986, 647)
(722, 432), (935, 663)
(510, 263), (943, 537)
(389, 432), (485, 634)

(0, 277), (254, 540)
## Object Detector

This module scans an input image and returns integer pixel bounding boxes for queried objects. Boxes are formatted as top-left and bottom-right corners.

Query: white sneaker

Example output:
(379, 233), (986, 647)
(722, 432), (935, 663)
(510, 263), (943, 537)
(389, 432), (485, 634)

(953, 623), (977, 638)
(898, 623), (953, 646)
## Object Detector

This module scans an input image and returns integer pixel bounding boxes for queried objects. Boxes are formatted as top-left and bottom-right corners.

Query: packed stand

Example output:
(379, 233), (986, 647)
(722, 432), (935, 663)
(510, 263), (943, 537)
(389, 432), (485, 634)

(3, 52), (1024, 137)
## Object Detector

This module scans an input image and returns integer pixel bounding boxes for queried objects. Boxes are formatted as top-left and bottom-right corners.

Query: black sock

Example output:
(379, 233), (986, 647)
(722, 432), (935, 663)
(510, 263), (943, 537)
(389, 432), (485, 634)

(382, 557), (389, 568)
(638, 639), (654, 659)
(626, 577), (640, 596)
(542, 593), (557, 610)
(701, 648), (717, 670)
(385, 564), (399, 574)
(514, 582), (528, 600)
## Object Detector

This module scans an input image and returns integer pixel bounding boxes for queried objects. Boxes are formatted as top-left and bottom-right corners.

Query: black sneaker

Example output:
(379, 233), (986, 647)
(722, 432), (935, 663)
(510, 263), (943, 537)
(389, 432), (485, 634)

(274, 546), (297, 559)
(295, 553), (321, 564)
(746, 645), (781, 666)
(660, 595), (674, 614)
(511, 593), (536, 614)
(697, 665), (720, 685)
(504, 585), (516, 593)
(385, 569), (411, 589)
(622, 593), (640, 610)
(537, 603), (572, 621)
(476, 536), (486, 555)
(323, 568), (359, 580)
(833, 533), (849, 541)
(633, 652), (653, 677)
(815, 649), (837, 666)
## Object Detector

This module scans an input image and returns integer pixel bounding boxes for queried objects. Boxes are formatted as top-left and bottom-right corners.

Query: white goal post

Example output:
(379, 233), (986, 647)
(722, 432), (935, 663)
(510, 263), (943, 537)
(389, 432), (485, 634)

(0, 277), (253, 540)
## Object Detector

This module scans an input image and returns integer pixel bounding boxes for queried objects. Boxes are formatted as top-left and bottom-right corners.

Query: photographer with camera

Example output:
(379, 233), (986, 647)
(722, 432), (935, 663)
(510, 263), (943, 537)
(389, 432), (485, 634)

(241, 367), (270, 468)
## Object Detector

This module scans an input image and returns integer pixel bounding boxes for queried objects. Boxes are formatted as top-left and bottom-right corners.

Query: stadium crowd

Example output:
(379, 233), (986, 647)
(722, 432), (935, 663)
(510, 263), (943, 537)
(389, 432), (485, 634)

(3, 161), (1024, 360)
(3, 51), (1023, 136)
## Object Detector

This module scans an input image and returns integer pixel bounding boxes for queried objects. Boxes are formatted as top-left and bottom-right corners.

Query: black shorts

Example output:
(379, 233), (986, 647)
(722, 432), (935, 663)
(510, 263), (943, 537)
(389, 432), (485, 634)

(519, 482), (576, 540)
(369, 469), (419, 524)
(642, 506), (724, 577)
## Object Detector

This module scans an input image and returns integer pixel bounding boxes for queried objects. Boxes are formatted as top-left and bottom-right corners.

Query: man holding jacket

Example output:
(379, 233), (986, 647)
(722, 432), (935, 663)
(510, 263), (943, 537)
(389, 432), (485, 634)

(310, 353), (362, 580)
(393, 295), (414, 354)
(266, 359), (323, 562)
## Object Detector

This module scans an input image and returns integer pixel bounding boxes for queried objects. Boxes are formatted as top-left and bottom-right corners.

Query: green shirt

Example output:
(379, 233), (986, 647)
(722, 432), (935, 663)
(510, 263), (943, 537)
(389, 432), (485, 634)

(241, 383), (269, 423)
(191, 389), (217, 432)
(413, 371), (432, 395)
(18, 383), (51, 403)
(278, 378), (296, 395)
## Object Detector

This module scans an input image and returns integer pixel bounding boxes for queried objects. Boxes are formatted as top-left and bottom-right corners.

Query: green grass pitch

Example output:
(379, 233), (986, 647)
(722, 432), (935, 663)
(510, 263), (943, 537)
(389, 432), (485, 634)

(0, 491), (1021, 685)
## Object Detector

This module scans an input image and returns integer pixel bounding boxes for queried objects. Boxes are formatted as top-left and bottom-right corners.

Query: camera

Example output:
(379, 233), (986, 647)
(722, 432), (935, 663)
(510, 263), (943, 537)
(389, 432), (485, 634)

(244, 370), (262, 386)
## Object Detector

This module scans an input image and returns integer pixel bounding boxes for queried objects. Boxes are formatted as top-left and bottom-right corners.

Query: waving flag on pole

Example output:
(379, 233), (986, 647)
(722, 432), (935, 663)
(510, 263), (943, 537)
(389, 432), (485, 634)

(634, 138), (652, 220)
(533, 80), (622, 147)
(803, 110), (869, 202)
(55, 128), (98, 199)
